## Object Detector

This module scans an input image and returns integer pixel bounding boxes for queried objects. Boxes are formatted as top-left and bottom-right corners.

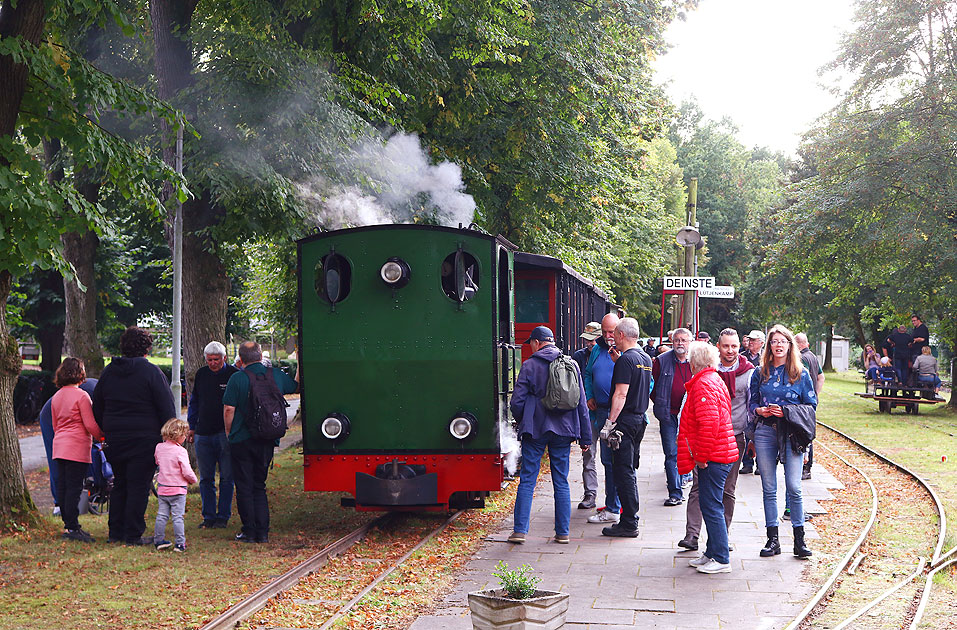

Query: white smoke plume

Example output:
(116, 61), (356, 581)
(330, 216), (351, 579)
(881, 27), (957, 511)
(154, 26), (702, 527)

(299, 132), (476, 229)
(499, 418), (521, 476)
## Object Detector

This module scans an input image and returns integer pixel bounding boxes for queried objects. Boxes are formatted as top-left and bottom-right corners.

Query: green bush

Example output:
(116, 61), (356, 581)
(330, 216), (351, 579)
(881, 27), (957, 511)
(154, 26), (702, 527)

(492, 560), (541, 599)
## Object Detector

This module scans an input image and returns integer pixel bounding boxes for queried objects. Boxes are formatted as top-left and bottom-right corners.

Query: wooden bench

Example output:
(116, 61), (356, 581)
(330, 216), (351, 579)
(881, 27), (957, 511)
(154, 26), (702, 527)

(854, 383), (943, 414)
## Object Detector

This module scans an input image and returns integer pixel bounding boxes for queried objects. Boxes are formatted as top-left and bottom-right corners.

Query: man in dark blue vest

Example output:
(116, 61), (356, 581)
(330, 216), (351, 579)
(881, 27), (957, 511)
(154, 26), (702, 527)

(650, 327), (694, 506)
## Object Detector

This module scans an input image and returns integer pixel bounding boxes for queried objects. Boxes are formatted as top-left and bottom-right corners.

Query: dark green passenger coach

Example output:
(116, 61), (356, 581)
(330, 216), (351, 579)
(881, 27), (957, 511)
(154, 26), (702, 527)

(298, 225), (519, 510)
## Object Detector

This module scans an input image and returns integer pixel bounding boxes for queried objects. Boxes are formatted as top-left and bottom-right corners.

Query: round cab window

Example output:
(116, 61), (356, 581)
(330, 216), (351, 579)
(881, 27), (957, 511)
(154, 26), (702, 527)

(441, 251), (479, 302)
(315, 253), (351, 304)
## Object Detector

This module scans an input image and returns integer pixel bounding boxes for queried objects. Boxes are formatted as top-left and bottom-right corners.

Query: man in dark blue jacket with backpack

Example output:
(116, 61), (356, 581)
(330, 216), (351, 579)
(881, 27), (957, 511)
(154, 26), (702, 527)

(223, 341), (298, 544)
(508, 326), (591, 545)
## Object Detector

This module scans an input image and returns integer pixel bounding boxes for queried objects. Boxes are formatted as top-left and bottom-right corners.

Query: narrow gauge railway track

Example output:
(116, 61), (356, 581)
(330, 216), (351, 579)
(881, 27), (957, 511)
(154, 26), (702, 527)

(786, 421), (955, 630)
(200, 511), (463, 630)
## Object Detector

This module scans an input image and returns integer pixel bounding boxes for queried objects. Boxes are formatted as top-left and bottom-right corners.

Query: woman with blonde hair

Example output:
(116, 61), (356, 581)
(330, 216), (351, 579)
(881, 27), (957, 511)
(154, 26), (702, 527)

(748, 324), (817, 558)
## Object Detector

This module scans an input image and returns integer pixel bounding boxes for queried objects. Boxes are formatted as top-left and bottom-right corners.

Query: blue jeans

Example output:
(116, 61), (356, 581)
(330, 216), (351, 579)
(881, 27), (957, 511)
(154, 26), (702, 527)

(893, 357), (909, 384)
(754, 423), (805, 527)
(698, 462), (732, 564)
(154, 494), (187, 546)
(917, 374), (941, 389)
(513, 432), (573, 536)
(594, 408), (620, 513)
(195, 432), (233, 522)
(659, 414), (682, 500)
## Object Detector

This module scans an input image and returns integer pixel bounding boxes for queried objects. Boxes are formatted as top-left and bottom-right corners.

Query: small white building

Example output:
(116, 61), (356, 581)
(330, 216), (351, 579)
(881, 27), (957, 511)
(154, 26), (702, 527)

(816, 335), (850, 372)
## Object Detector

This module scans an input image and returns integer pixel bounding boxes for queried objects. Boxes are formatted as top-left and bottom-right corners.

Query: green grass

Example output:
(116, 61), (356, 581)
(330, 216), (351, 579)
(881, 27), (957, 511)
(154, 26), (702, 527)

(0, 439), (374, 630)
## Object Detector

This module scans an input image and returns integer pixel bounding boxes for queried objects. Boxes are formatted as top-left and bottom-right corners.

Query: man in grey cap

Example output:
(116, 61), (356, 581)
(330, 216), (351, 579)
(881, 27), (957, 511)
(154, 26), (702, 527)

(573, 322), (602, 509)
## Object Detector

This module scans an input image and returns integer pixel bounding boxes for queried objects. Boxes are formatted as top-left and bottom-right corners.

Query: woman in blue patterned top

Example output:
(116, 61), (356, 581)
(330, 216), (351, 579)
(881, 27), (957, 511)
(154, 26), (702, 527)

(748, 324), (817, 559)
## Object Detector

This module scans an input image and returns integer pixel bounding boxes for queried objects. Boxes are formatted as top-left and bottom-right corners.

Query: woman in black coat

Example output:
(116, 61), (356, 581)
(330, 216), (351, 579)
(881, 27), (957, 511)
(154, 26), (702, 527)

(93, 327), (177, 545)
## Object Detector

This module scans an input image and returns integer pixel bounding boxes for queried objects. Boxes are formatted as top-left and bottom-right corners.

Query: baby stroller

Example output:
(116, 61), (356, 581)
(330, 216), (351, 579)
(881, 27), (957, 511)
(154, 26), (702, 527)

(80, 442), (114, 516)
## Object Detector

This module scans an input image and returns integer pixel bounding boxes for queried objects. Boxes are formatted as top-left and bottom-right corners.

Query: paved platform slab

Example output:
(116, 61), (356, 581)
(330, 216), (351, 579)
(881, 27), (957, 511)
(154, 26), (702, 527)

(411, 415), (843, 630)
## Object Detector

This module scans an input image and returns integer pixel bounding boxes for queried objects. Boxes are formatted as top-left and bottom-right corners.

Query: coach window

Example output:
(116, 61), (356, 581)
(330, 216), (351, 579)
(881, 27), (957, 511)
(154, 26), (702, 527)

(441, 250), (479, 302)
(515, 277), (549, 322)
(315, 252), (351, 305)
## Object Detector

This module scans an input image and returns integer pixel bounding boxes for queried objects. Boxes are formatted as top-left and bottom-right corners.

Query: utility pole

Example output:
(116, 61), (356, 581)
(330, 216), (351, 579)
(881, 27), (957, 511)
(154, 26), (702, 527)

(681, 178), (698, 331)
(171, 119), (183, 416)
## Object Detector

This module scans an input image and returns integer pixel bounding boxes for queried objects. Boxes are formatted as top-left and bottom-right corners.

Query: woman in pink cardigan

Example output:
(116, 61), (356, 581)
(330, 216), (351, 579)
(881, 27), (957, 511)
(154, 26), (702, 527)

(51, 358), (103, 542)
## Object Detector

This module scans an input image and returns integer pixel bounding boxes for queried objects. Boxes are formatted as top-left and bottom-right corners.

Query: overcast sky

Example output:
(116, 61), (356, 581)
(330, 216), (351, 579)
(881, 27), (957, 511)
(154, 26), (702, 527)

(654, 0), (857, 155)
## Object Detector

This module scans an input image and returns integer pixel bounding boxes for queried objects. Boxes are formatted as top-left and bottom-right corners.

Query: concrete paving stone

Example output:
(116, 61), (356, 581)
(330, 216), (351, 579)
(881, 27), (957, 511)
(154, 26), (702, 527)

(408, 614), (473, 630)
(635, 611), (722, 628)
(565, 606), (636, 625)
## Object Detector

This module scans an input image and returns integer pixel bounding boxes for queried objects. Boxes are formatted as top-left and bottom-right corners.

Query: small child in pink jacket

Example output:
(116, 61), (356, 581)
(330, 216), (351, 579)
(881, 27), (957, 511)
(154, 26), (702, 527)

(153, 418), (197, 552)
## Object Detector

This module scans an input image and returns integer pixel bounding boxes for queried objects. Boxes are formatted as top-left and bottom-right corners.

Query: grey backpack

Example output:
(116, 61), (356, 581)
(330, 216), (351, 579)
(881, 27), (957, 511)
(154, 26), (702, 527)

(540, 354), (582, 411)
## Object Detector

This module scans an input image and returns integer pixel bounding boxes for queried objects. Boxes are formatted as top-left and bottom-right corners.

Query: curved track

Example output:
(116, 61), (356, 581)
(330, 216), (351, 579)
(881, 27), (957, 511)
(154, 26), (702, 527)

(784, 420), (955, 630)
(199, 511), (462, 630)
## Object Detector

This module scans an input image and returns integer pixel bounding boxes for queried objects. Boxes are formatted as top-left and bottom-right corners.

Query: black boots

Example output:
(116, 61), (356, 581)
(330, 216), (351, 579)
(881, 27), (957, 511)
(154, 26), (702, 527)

(793, 526), (812, 557)
(760, 526), (781, 557)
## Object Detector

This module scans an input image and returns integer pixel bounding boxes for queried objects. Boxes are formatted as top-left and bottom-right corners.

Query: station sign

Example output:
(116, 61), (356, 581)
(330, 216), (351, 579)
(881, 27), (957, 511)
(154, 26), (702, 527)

(698, 285), (735, 299)
(663, 276), (715, 291)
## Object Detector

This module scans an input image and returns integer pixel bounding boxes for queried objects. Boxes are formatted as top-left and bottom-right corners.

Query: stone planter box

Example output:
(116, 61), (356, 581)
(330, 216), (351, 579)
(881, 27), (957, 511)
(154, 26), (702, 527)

(467, 589), (569, 630)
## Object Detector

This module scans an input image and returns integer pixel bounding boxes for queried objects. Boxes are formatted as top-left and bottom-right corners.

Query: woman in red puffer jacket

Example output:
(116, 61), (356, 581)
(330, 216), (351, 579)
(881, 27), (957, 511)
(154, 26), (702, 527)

(676, 341), (737, 574)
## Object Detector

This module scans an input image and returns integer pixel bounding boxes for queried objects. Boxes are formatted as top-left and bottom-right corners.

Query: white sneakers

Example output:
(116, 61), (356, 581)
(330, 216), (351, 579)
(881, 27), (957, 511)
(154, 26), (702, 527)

(587, 510), (620, 524)
(688, 554), (711, 567)
(695, 558), (732, 574)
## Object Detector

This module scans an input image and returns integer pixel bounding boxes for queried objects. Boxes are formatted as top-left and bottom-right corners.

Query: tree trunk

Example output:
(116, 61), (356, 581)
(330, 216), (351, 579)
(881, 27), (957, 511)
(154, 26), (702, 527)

(0, 271), (35, 522)
(0, 0), (44, 522)
(851, 311), (867, 348)
(182, 209), (230, 395)
(0, 0), (45, 151)
(823, 324), (834, 372)
(62, 166), (103, 376)
(36, 270), (64, 372)
(62, 227), (102, 377)
(151, 0), (229, 397)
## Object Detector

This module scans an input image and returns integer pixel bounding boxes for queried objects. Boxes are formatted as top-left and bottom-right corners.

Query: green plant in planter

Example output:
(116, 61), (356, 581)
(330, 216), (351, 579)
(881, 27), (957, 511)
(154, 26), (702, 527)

(491, 560), (541, 599)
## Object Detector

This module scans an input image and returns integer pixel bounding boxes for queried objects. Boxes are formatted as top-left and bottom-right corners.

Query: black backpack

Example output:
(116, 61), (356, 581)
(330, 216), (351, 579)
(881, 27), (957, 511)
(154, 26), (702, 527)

(247, 367), (289, 440)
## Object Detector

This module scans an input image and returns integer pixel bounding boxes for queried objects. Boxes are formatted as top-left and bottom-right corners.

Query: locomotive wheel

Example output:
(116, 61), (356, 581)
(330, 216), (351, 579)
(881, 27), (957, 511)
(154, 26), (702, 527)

(878, 399), (890, 414)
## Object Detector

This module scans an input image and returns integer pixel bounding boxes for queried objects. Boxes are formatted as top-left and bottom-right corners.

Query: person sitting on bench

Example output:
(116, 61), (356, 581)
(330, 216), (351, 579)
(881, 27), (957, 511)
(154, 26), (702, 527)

(877, 357), (897, 384)
(863, 344), (881, 382)
(912, 346), (942, 393)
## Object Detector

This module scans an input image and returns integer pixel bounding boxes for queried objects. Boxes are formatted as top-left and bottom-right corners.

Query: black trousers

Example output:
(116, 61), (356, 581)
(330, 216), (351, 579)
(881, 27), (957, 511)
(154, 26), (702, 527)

(231, 438), (275, 539)
(54, 459), (88, 531)
(612, 420), (647, 531)
(106, 439), (157, 543)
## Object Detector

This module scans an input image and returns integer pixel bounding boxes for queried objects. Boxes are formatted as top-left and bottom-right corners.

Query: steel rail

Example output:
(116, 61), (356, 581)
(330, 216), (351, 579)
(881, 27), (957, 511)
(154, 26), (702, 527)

(782, 439), (879, 630)
(817, 420), (947, 564)
(199, 515), (389, 630)
(317, 510), (464, 630)
(909, 557), (957, 630)
(831, 556), (926, 630)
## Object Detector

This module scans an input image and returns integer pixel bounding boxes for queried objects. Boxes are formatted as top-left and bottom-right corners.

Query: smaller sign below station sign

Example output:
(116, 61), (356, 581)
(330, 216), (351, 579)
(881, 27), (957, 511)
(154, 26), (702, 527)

(698, 285), (735, 299)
